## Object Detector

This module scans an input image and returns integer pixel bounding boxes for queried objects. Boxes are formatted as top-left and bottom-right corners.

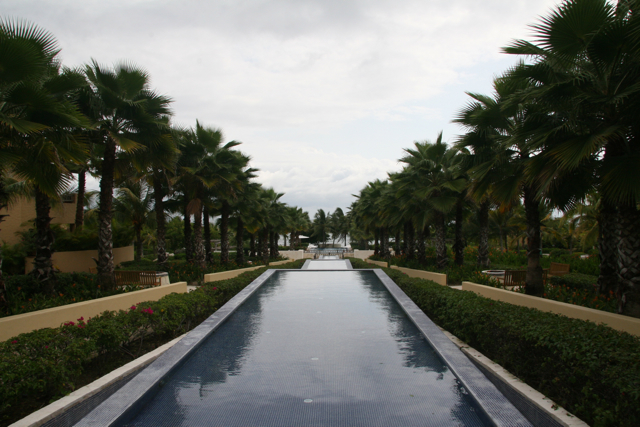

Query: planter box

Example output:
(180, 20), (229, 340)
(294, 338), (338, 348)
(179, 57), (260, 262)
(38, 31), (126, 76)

(462, 281), (640, 336)
(0, 282), (187, 342)
(203, 260), (292, 283)
(25, 246), (135, 274)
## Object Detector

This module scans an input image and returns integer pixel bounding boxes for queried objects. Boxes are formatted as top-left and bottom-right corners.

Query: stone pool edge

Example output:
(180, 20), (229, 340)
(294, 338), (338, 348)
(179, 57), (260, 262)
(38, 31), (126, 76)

(373, 269), (533, 427)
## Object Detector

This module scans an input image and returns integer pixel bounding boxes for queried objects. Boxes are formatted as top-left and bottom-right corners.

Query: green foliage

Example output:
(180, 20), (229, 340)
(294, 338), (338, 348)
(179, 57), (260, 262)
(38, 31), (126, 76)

(1, 273), (129, 318)
(0, 259), (304, 425)
(350, 258), (640, 427)
(0, 242), (28, 275)
(549, 272), (599, 292)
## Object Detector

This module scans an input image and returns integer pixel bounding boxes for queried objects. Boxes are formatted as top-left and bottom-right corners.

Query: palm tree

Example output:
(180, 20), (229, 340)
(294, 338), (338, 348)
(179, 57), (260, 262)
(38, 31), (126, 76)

(400, 133), (465, 269)
(0, 19), (85, 301)
(113, 180), (154, 261)
(313, 209), (328, 248)
(85, 61), (172, 289)
(8, 64), (89, 291)
(503, 0), (640, 312)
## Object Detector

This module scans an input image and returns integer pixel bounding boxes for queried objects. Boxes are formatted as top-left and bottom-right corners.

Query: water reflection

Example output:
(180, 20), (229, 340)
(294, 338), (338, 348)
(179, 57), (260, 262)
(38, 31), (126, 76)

(123, 271), (487, 427)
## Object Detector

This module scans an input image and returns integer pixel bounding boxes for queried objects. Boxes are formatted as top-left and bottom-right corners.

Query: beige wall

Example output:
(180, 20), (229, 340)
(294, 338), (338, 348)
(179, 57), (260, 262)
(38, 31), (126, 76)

(391, 266), (448, 286)
(280, 250), (304, 260)
(25, 246), (135, 274)
(0, 282), (187, 342)
(364, 258), (389, 268)
(351, 250), (375, 260)
(0, 195), (77, 245)
(203, 259), (293, 283)
(462, 281), (640, 337)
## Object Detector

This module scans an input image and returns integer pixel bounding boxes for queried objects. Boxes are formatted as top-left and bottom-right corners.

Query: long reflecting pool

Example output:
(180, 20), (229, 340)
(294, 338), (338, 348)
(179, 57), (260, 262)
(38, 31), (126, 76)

(122, 271), (488, 426)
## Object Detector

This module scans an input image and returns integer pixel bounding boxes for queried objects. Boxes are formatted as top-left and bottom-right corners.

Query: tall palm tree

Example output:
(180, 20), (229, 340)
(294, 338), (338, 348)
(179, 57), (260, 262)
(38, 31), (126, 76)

(8, 63), (89, 291)
(85, 61), (172, 289)
(313, 209), (328, 248)
(400, 133), (465, 269)
(503, 0), (640, 312)
(0, 19), (85, 301)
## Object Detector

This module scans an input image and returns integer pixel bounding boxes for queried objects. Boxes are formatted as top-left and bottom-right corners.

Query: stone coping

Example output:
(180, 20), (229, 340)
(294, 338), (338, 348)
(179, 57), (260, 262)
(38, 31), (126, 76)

(443, 330), (588, 427)
(9, 334), (186, 427)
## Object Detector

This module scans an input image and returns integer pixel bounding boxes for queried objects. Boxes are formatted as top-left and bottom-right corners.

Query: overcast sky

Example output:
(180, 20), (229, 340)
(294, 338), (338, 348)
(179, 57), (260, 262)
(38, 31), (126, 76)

(5, 0), (559, 217)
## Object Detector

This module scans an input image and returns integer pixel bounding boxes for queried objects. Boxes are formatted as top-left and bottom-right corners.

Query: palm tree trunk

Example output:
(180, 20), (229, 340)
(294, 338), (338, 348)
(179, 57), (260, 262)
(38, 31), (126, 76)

(407, 221), (415, 260)
(435, 212), (447, 270)
(153, 171), (168, 266)
(98, 137), (116, 290)
(394, 230), (401, 256)
(374, 228), (380, 256)
(220, 200), (230, 264)
(184, 203), (193, 262)
(403, 222), (409, 256)
(416, 227), (426, 263)
(598, 200), (618, 296)
(615, 203), (640, 316)
(250, 233), (256, 257)
(192, 197), (205, 269)
(454, 198), (464, 266)
(274, 233), (280, 257)
(524, 186), (543, 296)
(204, 205), (213, 265)
(0, 176), (9, 314)
(477, 199), (490, 267)
(269, 231), (276, 258)
(31, 186), (56, 295)
(74, 168), (86, 231)
(382, 227), (390, 258)
(236, 217), (245, 265)
(261, 227), (269, 265)
(135, 225), (143, 261)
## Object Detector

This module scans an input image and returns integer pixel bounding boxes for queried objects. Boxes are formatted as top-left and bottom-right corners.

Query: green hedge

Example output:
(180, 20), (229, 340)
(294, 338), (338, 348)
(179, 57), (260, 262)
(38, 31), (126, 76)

(0, 259), (304, 426)
(350, 258), (639, 427)
(1, 273), (130, 318)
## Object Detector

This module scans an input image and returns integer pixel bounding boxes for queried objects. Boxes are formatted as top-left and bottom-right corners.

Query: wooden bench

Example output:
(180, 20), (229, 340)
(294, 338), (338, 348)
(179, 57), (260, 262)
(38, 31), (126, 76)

(114, 271), (161, 288)
(549, 262), (570, 277)
(503, 270), (527, 289)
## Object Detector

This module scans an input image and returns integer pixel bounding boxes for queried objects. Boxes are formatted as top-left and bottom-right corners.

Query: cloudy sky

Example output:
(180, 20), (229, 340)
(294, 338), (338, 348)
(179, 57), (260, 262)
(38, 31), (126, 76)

(6, 0), (558, 216)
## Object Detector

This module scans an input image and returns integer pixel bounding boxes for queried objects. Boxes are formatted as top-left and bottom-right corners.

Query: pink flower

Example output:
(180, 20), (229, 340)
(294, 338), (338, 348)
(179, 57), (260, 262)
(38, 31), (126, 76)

(142, 308), (154, 314)
(130, 305), (137, 310)
(45, 346), (49, 349)
(11, 340), (17, 344)
(77, 317), (84, 322)
(64, 321), (75, 326)
(213, 287), (217, 290)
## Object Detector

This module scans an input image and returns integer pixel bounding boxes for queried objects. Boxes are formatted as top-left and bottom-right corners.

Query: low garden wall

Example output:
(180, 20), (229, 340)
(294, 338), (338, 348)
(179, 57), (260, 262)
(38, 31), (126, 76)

(352, 250), (374, 259)
(24, 245), (135, 274)
(0, 282), (187, 342)
(391, 265), (447, 286)
(203, 259), (293, 283)
(360, 259), (449, 286)
(462, 281), (640, 336)
(363, 258), (388, 268)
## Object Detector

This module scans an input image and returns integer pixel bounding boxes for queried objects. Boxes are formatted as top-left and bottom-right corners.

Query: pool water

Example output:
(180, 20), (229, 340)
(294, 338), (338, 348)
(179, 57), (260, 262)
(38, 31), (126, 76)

(122, 271), (488, 426)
